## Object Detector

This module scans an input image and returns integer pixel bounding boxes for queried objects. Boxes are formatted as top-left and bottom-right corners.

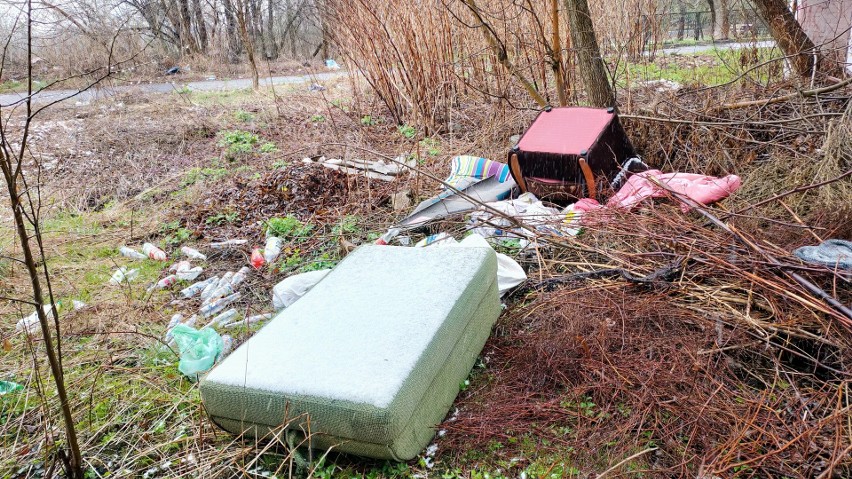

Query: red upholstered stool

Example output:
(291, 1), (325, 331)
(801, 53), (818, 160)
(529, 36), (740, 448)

(509, 106), (634, 204)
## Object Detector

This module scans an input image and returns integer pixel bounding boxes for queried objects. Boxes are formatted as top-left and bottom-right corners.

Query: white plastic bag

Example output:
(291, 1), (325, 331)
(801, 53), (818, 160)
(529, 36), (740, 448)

(271, 269), (331, 310)
(456, 234), (527, 295)
(416, 233), (527, 296)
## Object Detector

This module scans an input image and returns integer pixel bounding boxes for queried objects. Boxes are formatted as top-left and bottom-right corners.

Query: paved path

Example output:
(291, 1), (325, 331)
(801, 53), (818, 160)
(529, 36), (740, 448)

(654, 40), (775, 55)
(1, 41), (776, 107)
(0, 71), (345, 107)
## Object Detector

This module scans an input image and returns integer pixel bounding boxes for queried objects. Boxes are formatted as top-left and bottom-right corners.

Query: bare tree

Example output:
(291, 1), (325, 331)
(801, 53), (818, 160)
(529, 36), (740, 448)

(0, 4), (83, 478)
(564, 0), (614, 107)
(752, 0), (818, 77)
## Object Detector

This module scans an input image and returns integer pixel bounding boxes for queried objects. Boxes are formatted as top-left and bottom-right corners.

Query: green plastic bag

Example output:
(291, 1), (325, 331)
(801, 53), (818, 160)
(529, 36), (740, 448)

(0, 380), (24, 395)
(171, 324), (224, 377)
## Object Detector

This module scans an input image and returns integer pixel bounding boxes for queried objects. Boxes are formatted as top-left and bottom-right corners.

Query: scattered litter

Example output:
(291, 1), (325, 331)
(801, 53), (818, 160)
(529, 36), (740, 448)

(794, 239), (852, 270)
(109, 267), (139, 285)
(608, 169), (741, 212)
(417, 233), (527, 295)
(147, 274), (179, 293)
(263, 236), (283, 264)
(414, 232), (456, 247)
(164, 314), (184, 342)
(200, 293), (241, 318)
(302, 155), (415, 181)
(469, 192), (581, 246)
(308, 83), (326, 92)
(375, 228), (401, 245)
(250, 248), (265, 269)
(399, 168), (516, 228)
(202, 282), (234, 306)
(198, 277), (220, 301)
(15, 304), (55, 335)
(223, 312), (273, 329)
(230, 266), (250, 287)
(325, 59), (341, 69)
(175, 266), (202, 281)
(444, 155), (511, 191)
(209, 239), (247, 249)
(142, 243), (168, 261)
(119, 246), (147, 259)
(0, 381), (24, 395)
(271, 269), (331, 310)
(169, 261), (191, 273)
(205, 309), (238, 329)
(220, 335), (234, 357)
(170, 325), (224, 377)
(72, 300), (86, 310)
(180, 246), (207, 261)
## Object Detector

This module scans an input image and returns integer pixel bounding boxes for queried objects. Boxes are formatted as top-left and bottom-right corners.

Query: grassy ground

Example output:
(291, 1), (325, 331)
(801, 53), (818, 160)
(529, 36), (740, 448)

(1, 54), (850, 478)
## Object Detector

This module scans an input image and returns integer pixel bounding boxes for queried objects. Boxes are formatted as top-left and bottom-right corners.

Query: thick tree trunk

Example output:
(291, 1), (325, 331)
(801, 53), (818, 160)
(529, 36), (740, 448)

(564, 0), (614, 107)
(752, 0), (817, 77)
(713, 0), (730, 40)
(177, 0), (197, 52)
(192, 0), (207, 52)
(267, 0), (278, 59)
(223, 0), (241, 61)
(677, 1), (686, 41)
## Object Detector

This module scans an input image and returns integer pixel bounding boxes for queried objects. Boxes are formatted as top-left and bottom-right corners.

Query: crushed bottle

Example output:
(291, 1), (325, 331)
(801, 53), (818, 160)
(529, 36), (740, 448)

(142, 243), (168, 261)
(263, 236), (283, 263)
(180, 246), (207, 261)
(119, 246), (147, 259)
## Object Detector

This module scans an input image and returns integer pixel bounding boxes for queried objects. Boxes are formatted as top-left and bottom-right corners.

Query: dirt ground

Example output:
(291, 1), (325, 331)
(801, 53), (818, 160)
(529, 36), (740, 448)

(1, 68), (850, 478)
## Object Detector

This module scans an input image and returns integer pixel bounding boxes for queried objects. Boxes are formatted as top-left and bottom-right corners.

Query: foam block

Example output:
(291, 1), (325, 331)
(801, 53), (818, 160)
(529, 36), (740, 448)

(201, 245), (501, 460)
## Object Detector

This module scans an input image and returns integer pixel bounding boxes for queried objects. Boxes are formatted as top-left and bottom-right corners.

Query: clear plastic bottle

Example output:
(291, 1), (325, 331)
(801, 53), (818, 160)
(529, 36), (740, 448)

(199, 292), (241, 318)
(142, 243), (168, 261)
(119, 246), (147, 259)
(180, 246), (207, 261)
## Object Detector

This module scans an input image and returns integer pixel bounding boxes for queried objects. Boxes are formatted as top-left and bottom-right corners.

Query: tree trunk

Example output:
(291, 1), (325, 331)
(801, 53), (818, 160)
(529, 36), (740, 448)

(223, 0), (241, 62)
(177, 0), (197, 52)
(267, 0), (278, 59)
(752, 0), (817, 77)
(235, 0), (260, 89)
(677, 1), (686, 41)
(564, 0), (614, 107)
(713, 0), (730, 40)
(192, 0), (207, 52)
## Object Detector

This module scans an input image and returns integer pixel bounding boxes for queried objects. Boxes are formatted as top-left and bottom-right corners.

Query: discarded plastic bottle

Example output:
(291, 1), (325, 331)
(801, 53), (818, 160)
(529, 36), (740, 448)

(202, 283), (234, 306)
(169, 260), (192, 273)
(209, 239), (247, 249)
(199, 292), (241, 318)
(142, 242), (168, 261)
(176, 266), (203, 281)
(147, 274), (179, 293)
(164, 313), (184, 342)
(220, 335), (234, 357)
(183, 315), (197, 327)
(109, 267), (139, 285)
(217, 272), (234, 290)
(206, 308), (238, 329)
(199, 278), (221, 301)
(375, 228), (400, 245)
(230, 266), (250, 287)
(119, 246), (147, 260)
(250, 248), (265, 269)
(223, 312), (273, 329)
(181, 277), (217, 298)
(180, 246), (207, 261)
(264, 237), (283, 263)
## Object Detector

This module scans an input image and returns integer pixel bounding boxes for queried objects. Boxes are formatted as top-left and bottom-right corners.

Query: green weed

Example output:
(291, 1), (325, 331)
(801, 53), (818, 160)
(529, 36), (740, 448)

(233, 110), (255, 122)
(310, 114), (326, 123)
(181, 167), (229, 186)
(265, 215), (313, 239)
(259, 142), (277, 153)
(397, 123), (416, 139)
(360, 115), (377, 126)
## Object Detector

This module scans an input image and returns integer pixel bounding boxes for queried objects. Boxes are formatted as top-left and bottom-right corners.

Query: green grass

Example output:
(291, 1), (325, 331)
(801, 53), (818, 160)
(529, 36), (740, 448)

(0, 79), (47, 93)
(616, 46), (783, 87)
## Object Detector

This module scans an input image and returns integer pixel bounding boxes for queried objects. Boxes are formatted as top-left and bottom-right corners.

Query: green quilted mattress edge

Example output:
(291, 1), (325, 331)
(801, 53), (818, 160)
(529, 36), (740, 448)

(204, 280), (501, 460)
